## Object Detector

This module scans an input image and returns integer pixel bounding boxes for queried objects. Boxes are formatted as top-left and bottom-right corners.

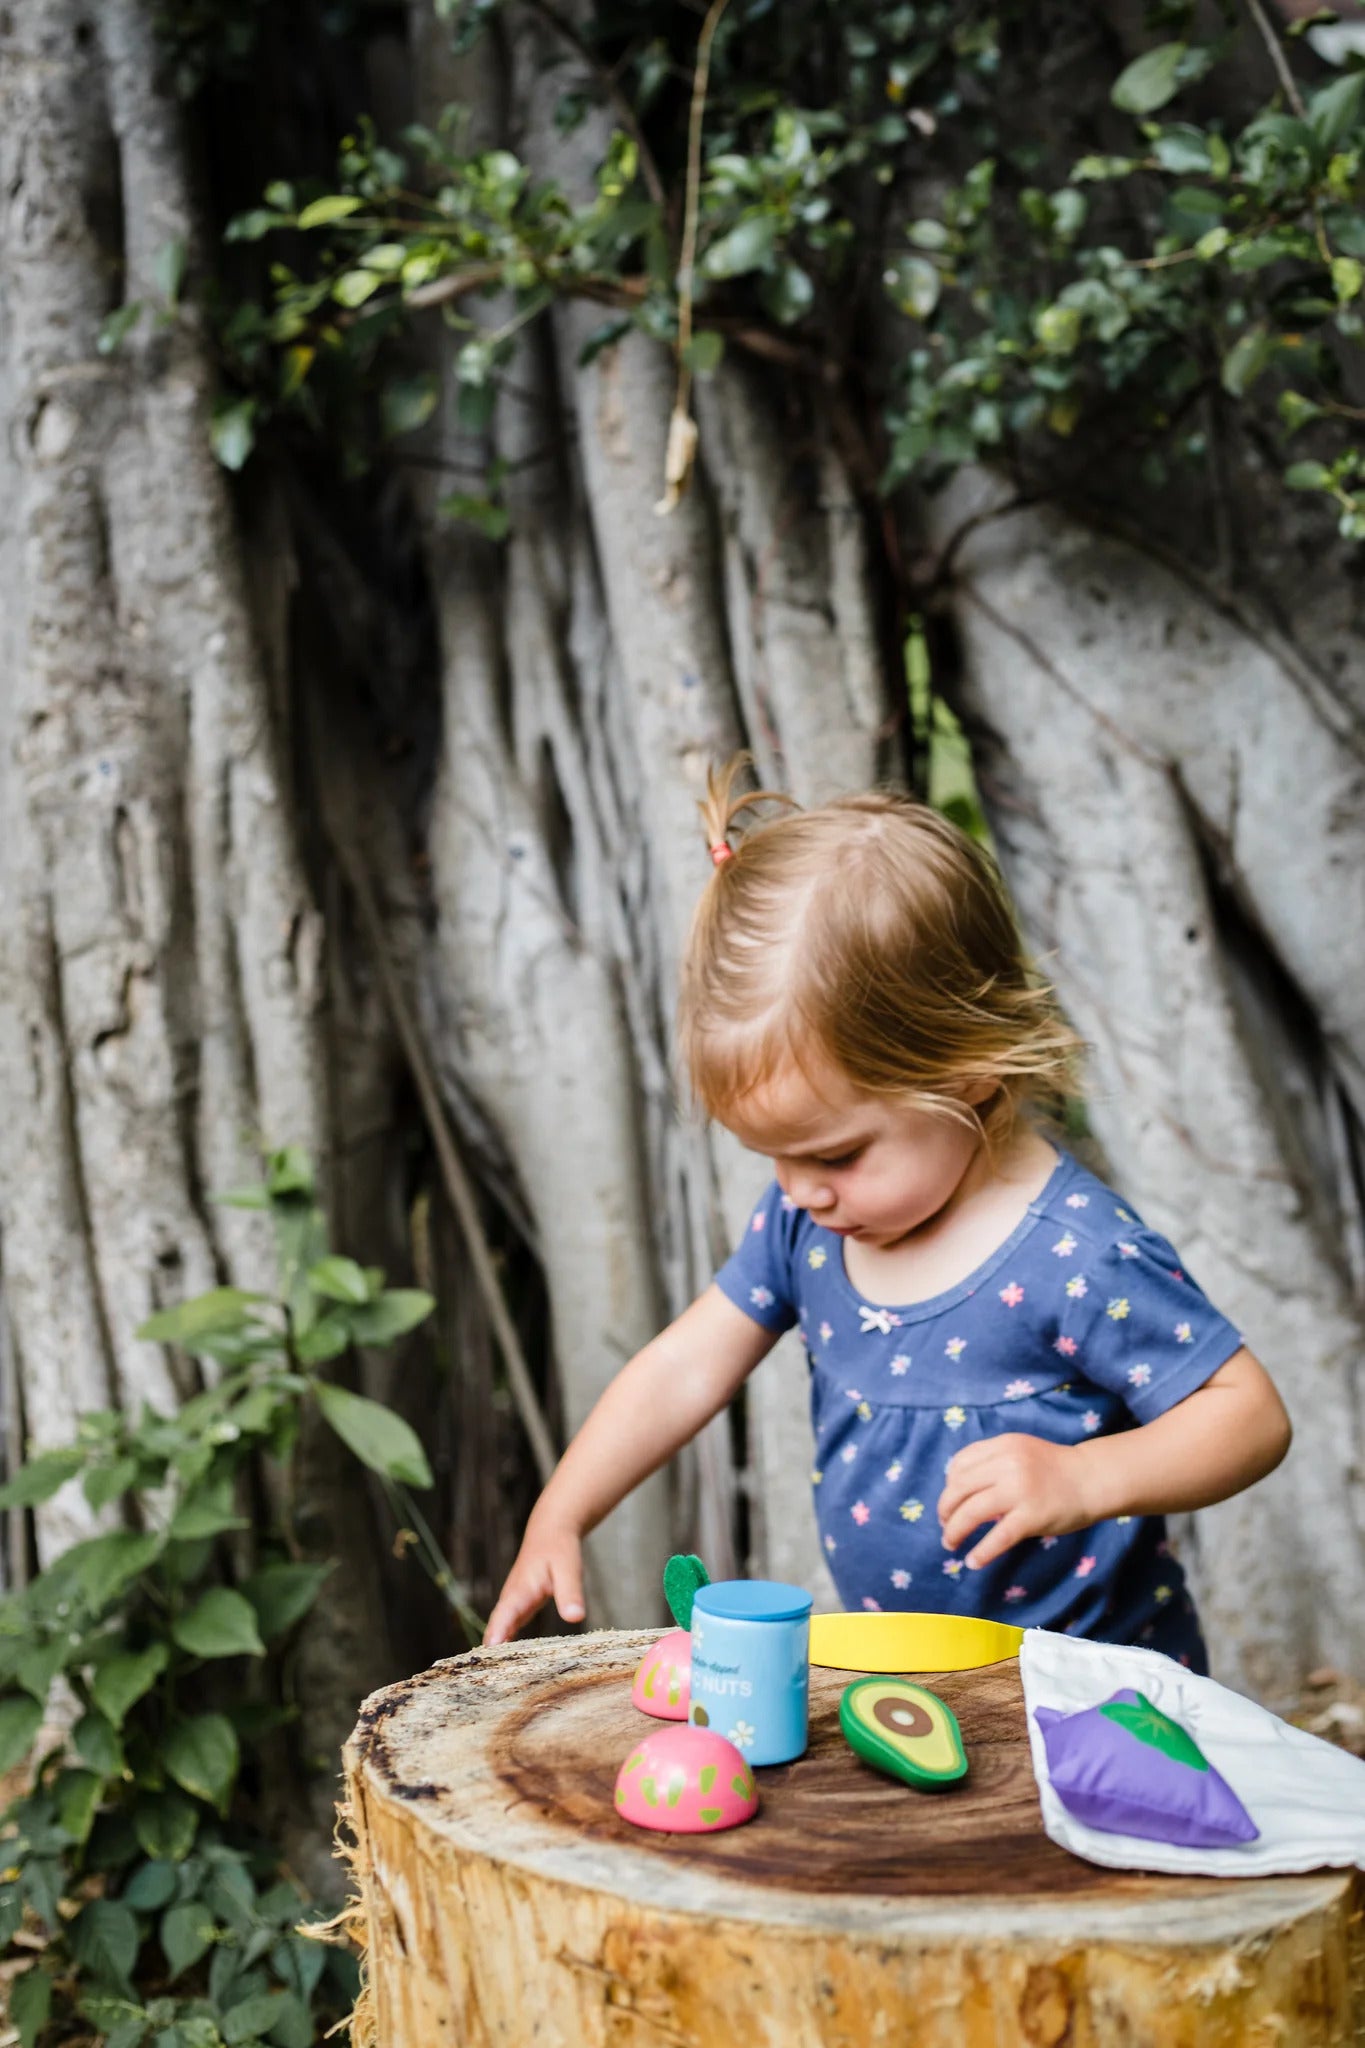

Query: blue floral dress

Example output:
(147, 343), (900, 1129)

(715, 1149), (1244, 1670)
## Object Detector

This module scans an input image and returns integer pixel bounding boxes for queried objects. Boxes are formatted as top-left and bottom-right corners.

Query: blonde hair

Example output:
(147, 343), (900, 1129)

(678, 756), (1081, 1138)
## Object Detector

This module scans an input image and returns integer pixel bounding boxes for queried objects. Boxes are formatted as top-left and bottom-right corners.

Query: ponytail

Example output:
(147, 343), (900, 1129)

(697, 754), (797, 872)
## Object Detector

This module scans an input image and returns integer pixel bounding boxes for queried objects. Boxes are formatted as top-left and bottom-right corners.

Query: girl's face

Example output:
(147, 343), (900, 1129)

(723, 1057), (987, 1250)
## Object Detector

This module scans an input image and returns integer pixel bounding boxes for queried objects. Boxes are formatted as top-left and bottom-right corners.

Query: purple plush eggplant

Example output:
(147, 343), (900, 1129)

(1034, 1688), (1259, 1849)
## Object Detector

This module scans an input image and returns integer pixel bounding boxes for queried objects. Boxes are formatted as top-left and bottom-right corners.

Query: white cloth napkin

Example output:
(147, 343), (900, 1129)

(1020, 1628), (1365, 1876)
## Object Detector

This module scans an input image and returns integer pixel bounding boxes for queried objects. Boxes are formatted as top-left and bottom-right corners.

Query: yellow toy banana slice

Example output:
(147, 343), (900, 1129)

(809, 1611), (1022, 1673)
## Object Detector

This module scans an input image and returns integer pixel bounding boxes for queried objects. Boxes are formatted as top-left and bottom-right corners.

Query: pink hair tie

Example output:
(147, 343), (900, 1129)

(710, 841), (734, 867)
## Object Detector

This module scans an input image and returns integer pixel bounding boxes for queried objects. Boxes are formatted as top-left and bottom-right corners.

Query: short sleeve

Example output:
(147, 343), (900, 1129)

(1075, 1227), (1243, 1424)
(713, 1181), (800, 1334)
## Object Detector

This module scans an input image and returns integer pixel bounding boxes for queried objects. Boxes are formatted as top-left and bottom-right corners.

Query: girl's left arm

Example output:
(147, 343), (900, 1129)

(938, 1347), (1292, 1572)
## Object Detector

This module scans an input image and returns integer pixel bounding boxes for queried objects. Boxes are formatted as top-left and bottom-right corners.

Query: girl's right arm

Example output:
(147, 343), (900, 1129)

(483, 1284), (779, 1644)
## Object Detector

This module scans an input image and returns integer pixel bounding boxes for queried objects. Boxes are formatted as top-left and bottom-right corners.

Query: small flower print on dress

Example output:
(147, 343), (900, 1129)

(856, 1401), (872, 1421)
(1107, 1297), (1131, 1321)
(1075, 1556), (1097, 1579)
(728, 1720), (755, 1750)
(1174, 1321), (1193, 1343)
(891, 1569), (912, 1590)
(824, 1534), (837, 1552)
(1041, 1536), (1059, 1549)
(780, 1193), (796, 1210)
(1065, 1276), (1088, 1300)
(885, 1461), (903, 1483)
(840, 1444), (858, 1463)
(1054, 1335), (1078, 1357)
(807, 1248), (827, 1270)
(944, 1405), (967, 1429)
(999, 1281), (1025, 1308)
(810, 1468), (822, 1485)
(750, 1285), (774, 1309)
(1082, 1411), (1101, 1433)
(751, 1212), (766, 1232)
(942, 1559), (965, 1578)
(1117, 1241), (1139, 1259)
(900, 1499), (925, 1522)
(845, 1388), (863, 1403)
(1115, 1207), (1133, 1223)
(1004, 1379), (1035, 1401)
(1116, 1515), (1132, 1525)
(819, 1321), (834, 1344)
(945, 1336), (967, 1360)
(1127, 1362), (1152, 1388)
(1052, 1234), (1077, 1258)
(862, 1597), (882, 1611)
(889, 1354), (911, 1376)
(851, 1501), (870, 1526)
(1004, 1585), (1027, 1602)
(1154, 1584), (1172, 1603)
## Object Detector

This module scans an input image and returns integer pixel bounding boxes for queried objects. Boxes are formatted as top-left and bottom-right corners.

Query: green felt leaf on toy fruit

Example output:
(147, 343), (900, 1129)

(1098, 1691), (1209, 1770)
(662, 1553), (710, 1630)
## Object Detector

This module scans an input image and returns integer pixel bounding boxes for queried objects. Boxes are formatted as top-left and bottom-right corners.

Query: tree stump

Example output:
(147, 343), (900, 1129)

(342, 1631), (1365, 2046)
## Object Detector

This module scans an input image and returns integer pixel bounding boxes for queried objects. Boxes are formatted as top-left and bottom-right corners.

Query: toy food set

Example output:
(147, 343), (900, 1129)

(614, 1725), (759, 1834)
(631, 1551), (710, 1722)
(1033, 1688), (1258, 1849)
(1023, 1630), (1365, 1878)
(688, 1579), (813, 1766)
(839, 1677), (969, 1789)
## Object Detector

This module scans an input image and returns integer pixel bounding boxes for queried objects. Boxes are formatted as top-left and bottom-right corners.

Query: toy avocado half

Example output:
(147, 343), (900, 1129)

(839, 1677), (969, 1789)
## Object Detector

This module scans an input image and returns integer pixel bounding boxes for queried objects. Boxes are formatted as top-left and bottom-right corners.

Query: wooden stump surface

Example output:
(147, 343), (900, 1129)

(344, 1630), (1365, 2047)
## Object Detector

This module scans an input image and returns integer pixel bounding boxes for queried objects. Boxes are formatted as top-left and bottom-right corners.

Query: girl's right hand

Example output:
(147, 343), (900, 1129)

(483, 1519), (586, 1645)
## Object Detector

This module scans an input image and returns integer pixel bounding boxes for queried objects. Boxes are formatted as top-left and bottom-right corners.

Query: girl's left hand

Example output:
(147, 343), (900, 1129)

(937, 1434), (1098, 1570)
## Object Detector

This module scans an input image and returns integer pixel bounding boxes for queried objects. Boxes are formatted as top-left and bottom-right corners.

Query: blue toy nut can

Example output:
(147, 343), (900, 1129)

(688, 1580), (812, 1766)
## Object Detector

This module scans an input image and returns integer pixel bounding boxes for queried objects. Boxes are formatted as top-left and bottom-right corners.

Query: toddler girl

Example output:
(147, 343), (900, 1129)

(485, 765), (1291, 1669)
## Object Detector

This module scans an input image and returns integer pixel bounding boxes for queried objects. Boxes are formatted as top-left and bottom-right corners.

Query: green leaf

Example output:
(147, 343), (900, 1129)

(1279, 390), (1324, 432)
(170, 1482), (248, 1542)
(242, 1561), (334, 1640)
(210, 401), (257, 473)
(1310, 69), (1365, 149)
(0, 1446), (84, 1509)
(266, 1148), (314, 1198)
(57, 1766), (104, 1844)
(883, 255), (940, 320)
(0, 1693), (43, 1772)
(291, 1314), (350, 1364)
(699, 212), (777, 280)
(1112, 41), (1187, 116)
(154, 237), (187, 307)
(347, 1290), (436, 1346)
(74, 1708), (124, 1777)
(98, 302), (144, 355)
(297, 194), (363, 228)
(1285, 460), (1333, 489)
(139, 1289), (262, 1347)
(10, 1967), (52, 2048)
(93, 1643), (169, 1728)
(1332, 255), (1363, 303)
(133, 1789), (199, 1863)
(264, 1988), (313, 2048)
(161, 1898), (217, 1977)
(308, 1256), (374, 1305)
(381, 374), (439, 439)
(760, 262), (814, 325)
(121, 1860), (180, 1911)
(71, 1530), (162, 1610)
(103, 2018), (151, 2048)
(1071, 154), (1136, 181)
(85, 1456), (140, 1512)
(682, 329), (725, 376)
(315, 1382), (433, 1488)
(1152, 125), (1213, 173)
(172, 1588), (266, 1661)
(271, 1934), (325, 2000)
(332, 269), (383, 308)
(1099, 1691), (1208, 1769)
(17, 1635), (68, 1704)
(164, 1713), (239, 1810)
(436, 491), (510, 540)
(1221, 326), (1272, 396)
(1034, 303), (1081, 355)
(70, 1898), (142, 1988)
(223, 1992), (292, 2043)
